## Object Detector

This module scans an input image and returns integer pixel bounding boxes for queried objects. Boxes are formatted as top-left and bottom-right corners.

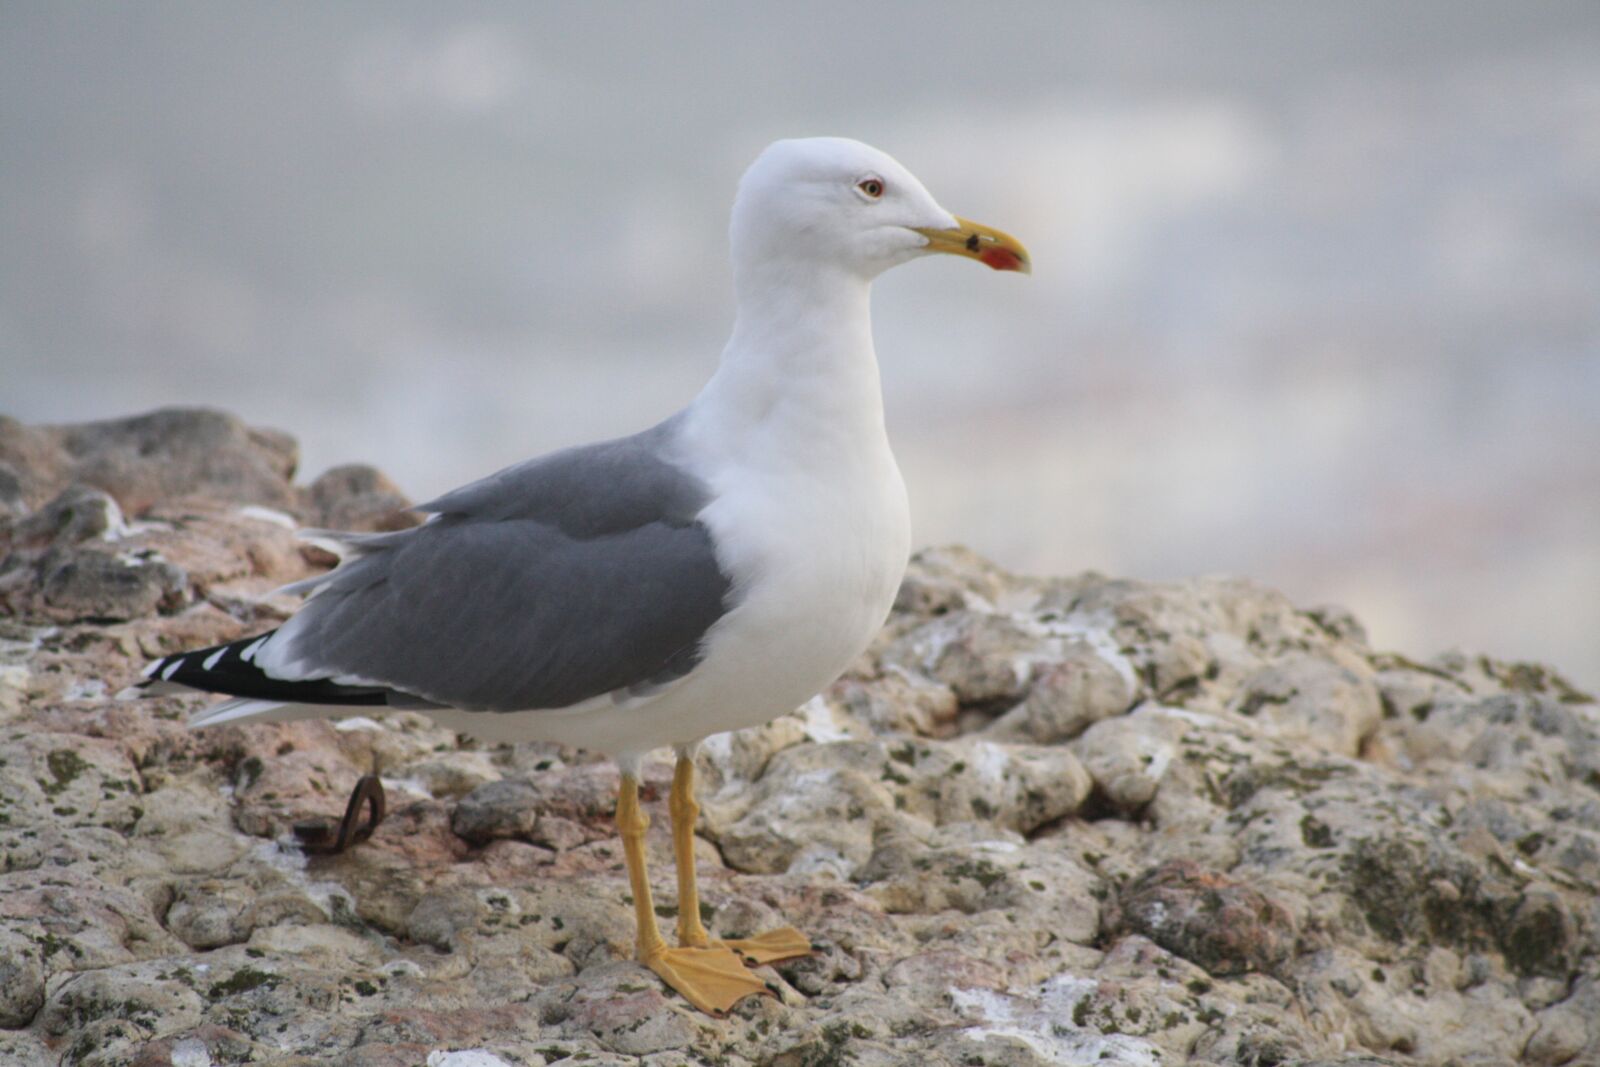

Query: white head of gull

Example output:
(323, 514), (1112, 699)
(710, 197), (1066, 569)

(142, 136), (1029, 1014)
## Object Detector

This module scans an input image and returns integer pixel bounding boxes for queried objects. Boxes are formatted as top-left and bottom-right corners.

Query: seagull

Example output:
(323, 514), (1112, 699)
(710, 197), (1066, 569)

(141, 137), (1029, 1014)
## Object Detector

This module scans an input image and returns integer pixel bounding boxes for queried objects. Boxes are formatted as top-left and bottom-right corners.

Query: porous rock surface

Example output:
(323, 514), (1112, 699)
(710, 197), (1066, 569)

(1, 409), (1597, 1067)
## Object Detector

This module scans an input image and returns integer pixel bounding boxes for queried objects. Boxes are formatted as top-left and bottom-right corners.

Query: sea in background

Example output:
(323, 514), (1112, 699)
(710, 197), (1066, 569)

(3, 2), (1597, 689)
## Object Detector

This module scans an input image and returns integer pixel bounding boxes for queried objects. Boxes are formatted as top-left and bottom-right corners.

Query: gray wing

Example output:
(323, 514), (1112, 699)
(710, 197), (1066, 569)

(266, 421), (732, 712)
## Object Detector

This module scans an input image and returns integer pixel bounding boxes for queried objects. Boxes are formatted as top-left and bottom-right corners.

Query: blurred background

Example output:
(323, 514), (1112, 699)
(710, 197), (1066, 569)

(3, 3), (1597, 688)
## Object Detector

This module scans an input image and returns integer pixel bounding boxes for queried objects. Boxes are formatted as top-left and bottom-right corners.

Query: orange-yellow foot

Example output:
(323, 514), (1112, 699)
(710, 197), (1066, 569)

(718, 925), (813, 965)
(645, 943), (774, 1015)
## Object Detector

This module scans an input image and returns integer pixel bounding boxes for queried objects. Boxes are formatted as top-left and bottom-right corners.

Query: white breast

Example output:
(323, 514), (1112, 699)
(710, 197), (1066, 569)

(686, 427), (911, 735)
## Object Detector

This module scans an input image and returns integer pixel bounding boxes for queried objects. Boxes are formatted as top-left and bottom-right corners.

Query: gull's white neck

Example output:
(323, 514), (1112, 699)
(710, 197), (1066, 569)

(685, 260), (888, 462)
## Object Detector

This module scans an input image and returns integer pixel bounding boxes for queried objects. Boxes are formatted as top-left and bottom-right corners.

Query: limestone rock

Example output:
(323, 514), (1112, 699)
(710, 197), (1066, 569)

(0, 461), (27, 521)
(983, 640), (1133, 743)
(36, 964), (206, 1055)
(451, 779), (541, 844)
(0, 927), (45, 1028)
(1, 410), (1596, 1066)
(1232, 651), (1382, 757)
(394, 750), (503, 800)
(888, 611), (1037, 707)
(164, 880), (257, 950)
(1071, 704), (1182, 814)
(1108, 859), (1297, 977)
(0, 408), (298, 513)
(5, 484), (126, 550)
(39, 547), (189, 621)
(301, 463), (419, 533)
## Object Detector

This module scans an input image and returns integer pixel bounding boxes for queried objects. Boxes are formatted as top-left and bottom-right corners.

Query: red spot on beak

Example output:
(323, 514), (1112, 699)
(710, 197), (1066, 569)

(979, 246), (1025, 272)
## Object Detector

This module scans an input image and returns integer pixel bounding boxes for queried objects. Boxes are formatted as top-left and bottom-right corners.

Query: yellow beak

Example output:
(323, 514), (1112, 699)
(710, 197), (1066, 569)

(913, 215), (1031, 274)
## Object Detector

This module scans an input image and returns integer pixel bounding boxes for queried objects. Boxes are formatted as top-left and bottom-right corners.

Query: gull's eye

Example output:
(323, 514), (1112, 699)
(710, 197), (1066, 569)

(857, 177), (885, 200)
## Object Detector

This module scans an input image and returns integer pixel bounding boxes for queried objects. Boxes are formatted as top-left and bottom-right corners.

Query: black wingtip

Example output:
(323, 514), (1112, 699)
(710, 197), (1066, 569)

(143, 630), (388, 706)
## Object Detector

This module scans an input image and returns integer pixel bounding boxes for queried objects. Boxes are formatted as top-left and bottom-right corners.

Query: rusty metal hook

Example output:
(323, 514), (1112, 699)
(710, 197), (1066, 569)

(293, 774), (386, 854)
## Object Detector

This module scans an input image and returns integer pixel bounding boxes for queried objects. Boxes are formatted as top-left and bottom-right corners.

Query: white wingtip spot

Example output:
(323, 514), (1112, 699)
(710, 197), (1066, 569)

(241, 636), (268, 663)
(141, 658), (164, 679)
(161, 658), (184, 681)
(202, 648), (227, 671)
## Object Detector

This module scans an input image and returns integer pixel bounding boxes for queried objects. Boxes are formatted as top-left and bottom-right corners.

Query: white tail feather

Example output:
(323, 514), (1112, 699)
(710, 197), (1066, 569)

(188, 697), (357, 728)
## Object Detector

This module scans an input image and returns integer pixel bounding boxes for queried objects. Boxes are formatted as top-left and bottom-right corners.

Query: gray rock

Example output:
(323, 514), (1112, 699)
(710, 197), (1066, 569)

(1524, 980), (1596, 1065)
(714, 741), (898, 876)
(392, 750), (502, 800)
(1305, 601), (1371, 645)
(561, 961), (706, 1055)
(885, 736), (1092, 833)
(451, 778), (541, 844)
(0, 461), (26, 521)
(0, 1032), (51, 1065)
(888, 610), (1037, 707)
(1071, 704), (1182, 814)
(892, 544), (1020, 616)
(1233, 651), (1382, 757)
(832, 671), (958, 738)
(165, 880), (257, 950)
(0, 407), (298, 513)
(405, 887), (489, 950)
(301, 463), (418, 532)
(36, 964), (205, 1045)
(985, 639), (1133, 743)
(6, 484), (125, 549)
(0, 927), (45, 1028)
(40, 547), (187, 620)
(1109, 859), (1297, 977)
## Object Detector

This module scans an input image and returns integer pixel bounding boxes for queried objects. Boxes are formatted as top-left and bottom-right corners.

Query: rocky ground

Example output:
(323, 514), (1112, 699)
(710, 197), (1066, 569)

(2, 408), (1598, 1067)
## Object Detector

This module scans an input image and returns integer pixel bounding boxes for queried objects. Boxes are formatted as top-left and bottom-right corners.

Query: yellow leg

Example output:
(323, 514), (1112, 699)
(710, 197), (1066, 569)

(616, 773), (769, 1015)
(667, 756), (813, 966)
(670, 755), (711, 947)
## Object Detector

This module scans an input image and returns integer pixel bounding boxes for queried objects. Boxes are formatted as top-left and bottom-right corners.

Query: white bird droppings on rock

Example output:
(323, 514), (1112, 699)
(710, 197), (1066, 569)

(170, 1038), (214, 1067)
(426, 1050), (514, 1067)
(796, 693), (853, 743)
(951, 976), (1164, 1066)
